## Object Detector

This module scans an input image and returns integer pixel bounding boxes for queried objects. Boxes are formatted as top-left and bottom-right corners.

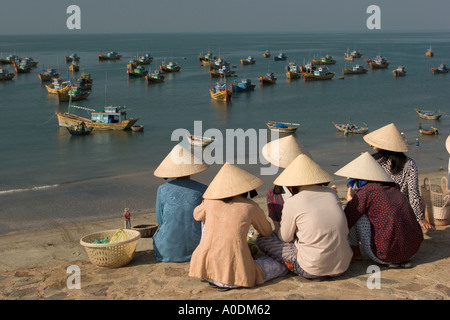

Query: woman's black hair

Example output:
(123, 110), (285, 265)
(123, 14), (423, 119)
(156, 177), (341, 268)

(372, 149), (406, 174)
(273, 185), (285, 195)
(221, 189), (258, 203)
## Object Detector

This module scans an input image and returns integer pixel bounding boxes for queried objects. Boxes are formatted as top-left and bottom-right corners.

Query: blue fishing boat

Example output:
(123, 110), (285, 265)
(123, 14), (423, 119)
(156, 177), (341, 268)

(230, 79), (256, 92)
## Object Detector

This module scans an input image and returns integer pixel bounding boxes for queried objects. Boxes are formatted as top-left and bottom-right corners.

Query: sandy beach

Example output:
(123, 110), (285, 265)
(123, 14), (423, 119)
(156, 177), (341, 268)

(0, 169), (449, 303)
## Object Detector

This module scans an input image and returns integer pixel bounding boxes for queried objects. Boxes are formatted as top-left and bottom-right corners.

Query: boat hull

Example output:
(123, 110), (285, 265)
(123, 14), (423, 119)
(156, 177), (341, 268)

(145, 75), (165, 83)
(56, 112), (138, 130)
(302, 72), (335, 81)
(342, 68), (367, 75)
(333, 122), (368, 134)
(265, 121), (299, 133)
(209, 89), (232, 102)
(98, 54), (122, 60)
(431, 68), (449, 74)
(0, 73), (15, 81)
(57, 91), (90, 102)
(285, 71), (302, 79)
(160, 65), (181, 72)
(414, 108), (442, 120)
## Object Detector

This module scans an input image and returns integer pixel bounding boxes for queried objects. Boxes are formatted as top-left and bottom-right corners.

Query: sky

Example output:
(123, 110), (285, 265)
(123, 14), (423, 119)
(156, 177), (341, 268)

(1, 0), (449, 35)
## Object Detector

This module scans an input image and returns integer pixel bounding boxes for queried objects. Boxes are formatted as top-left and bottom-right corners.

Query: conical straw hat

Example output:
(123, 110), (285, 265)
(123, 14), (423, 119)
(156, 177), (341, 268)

(363, 123), (409, 153)
(273, 154), (333, 187)
(334, 152), (393, 182)
(154, 144), (208, 178)
(202, 163), (264, 200)
(262, 135), (311, 168)
(446, 135), (450, 154)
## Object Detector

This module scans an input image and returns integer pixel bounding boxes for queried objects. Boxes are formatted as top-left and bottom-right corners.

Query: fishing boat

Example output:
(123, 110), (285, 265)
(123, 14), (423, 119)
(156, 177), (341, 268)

(160, 61), (181, 72)
(263, 50), (271, 58)
(127, 62), (148, 77)
(241, 56), (255, 65)
(274, 53), (287, 61)
(66, 122), (93, 136)
(185, 132), (215, 147)
(419, 124), (438, 135)
(366, 56), (389, 69)
(56, 104), (138, 130)
(145, 70), (165, 83)
(45, 78), (72, 94)
(209, 64), (236, 78)
(333, 122), (369, 135)
(342, 65), (368, 74)
(230, 78), (255, 92)
(131, 125), (144, 132)
(265, 121), (299, 133)
(285, 61), (303, 79)
(21, 57), (38, 68)
(345, 50), (362, 59)
(198, 51), (214, 65)
(38, 68), (59, 82)
(0, 54), (18, 64)
(209, 81), (232, 102)
(313, 54), (336, 65)
(12, 60), (31, 73)
(77, 73), (93, 90)
(431, 64), (449, 74)
(258, 72), (277, 84)
(213, 57), (230, 68)
(426, 47), (434, 57)
(300, 61), (317, 74)
(133, 53), (153, 65)
(302, 67), (335, 81)
(0, 68), (16, 81)
(65, 53), (80, 63)
(393, 66), (406, 77)
(98, 51), (122, 60)
(57, 85), (90, 102)
(69, 61), (80, 72)
(414, 108), (443, 120)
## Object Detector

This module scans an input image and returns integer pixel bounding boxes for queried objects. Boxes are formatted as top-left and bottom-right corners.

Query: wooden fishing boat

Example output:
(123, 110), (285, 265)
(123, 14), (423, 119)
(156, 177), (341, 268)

(38, 68), (59, 82)
(185, 132), (215, 147)
(333, 122), (369, 135)
(133, 53), (153, 65)
(303, 67), (335, 81)
(259, 72), (277, 84)
(213, 57), (230, 69)
(45, 78), (72, 94)
(56, 104), (138, 130)
(265, 121), (299, 133)
(241, 56), (255, 65)
(345, 50), (362, 59)
(0, 68), (15, 81)
(431, 64), (449, 74)
(66, 122), (93, 136)
(131, 125), (144, 132)
(426, 47), (434, 57)
(342, 65), (368, 74)
(57, 86), (90, 102)
(313, 54), (336, 65)
(263, 50), (271, 58)
(210, 82), (232, 102)
(198, 51), (214, 65)
(160, 61), (181, 72)
(77, 73), (93, 90)
(285, 61), (303, 79)
(393, 66), (407, 77)
(367, 56), (389, 69)
(127, 63), (148, 77)
(209, 65), (236, 78)
(21, 57), (38, 68)
(69, 62), (80, 72)
(419, 124), (438, 135)
(145, 70), (165, 83)
(274, 53), (287, 61)
(65, 53), (80, 63)
(230, 78), (255, 92)
(0, 54), (18, 64)
(98, 51), (122, 60)
(12, 60), (31, 73)
(414, 108), (443, 120)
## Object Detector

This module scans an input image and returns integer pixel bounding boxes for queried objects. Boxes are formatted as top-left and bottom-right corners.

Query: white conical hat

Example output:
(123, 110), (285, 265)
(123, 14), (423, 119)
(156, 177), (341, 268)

(153, 144), (208, 178)
(363, 123), (409, 152)
(334, 152), (394, 182)
(446, 135), (450, 154)
(262, 135), (311, 168)
(202, 163), (264, 200)
(273, 154), (333, 187)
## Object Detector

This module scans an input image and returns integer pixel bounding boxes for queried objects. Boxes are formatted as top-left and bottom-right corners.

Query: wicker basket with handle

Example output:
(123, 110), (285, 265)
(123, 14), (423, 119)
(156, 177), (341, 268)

(421, 177), (450, 226)
(80, 229), (141, 268)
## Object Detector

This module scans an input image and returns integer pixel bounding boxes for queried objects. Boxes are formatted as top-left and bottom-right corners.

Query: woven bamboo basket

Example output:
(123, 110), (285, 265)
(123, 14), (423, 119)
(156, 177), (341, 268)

(421, 177), (450, 226)
(80, 229), (141, 268)
(131, 224), (158, 238)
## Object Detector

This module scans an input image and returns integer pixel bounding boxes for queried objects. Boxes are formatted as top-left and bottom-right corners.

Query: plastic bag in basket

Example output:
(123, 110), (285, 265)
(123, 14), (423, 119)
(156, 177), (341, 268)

(110, 229), (129, 243)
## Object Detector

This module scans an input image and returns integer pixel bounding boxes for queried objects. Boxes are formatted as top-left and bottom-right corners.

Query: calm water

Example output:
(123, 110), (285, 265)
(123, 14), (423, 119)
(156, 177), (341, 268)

(1, 32), (449, 232)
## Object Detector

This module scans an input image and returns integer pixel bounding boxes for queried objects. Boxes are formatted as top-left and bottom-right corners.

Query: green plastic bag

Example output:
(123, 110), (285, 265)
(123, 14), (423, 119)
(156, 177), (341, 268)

(93, 236), (109, 244)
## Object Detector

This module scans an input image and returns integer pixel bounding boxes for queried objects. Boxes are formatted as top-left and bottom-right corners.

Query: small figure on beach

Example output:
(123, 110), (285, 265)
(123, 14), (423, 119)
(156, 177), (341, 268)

(416, 138), (420, 148)
(152, 144), (208, 262)
(189, 163), (288, 291)
(363, 123), (434, 231)
(257, 154), (353, 280)
(335, 152), (424, 267)
(123, 208), (131, 229)
(261, 135), (311, 233)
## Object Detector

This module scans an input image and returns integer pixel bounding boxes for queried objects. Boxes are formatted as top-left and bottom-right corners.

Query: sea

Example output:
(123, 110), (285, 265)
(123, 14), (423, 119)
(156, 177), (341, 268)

(1, 31), (449, 234)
